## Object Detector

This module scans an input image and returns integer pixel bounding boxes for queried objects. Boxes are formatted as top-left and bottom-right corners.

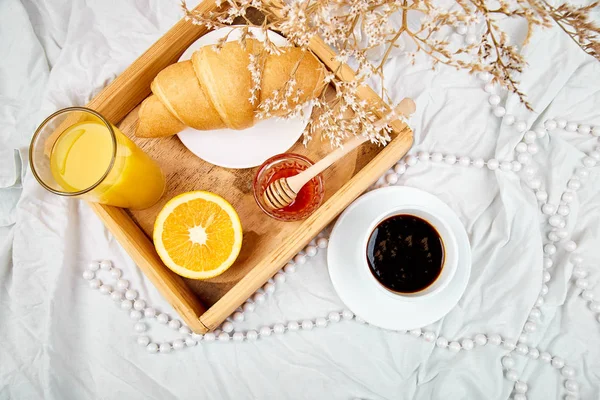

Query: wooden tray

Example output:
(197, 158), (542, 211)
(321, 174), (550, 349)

(80, 0), (413, 333)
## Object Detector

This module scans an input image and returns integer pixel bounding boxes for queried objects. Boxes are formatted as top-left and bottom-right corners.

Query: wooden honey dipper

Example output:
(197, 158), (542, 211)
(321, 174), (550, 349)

(262, 98), (416, 210)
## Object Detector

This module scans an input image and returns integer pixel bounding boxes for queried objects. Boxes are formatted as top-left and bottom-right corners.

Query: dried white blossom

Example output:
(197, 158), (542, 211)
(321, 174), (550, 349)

(247, 53), (262, 105)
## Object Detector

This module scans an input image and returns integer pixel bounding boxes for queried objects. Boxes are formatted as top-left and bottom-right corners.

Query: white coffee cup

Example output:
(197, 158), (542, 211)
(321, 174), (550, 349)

(362, 206), (458, 301)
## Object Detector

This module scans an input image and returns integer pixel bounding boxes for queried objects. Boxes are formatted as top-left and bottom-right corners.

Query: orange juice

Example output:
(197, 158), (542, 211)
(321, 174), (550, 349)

(50, 121), (165, 209)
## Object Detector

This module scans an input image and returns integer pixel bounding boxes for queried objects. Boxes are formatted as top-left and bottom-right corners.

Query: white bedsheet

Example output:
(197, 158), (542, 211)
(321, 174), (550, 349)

(1, 1), (600, 399)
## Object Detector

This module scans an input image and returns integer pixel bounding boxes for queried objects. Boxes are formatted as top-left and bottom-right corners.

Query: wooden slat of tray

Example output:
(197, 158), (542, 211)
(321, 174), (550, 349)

(77, 0), (413, 333)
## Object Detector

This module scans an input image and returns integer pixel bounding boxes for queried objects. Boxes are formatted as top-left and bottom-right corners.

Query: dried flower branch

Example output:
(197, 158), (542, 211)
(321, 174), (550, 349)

(545, 1), (600, 60)
(181, 0), (600, 146)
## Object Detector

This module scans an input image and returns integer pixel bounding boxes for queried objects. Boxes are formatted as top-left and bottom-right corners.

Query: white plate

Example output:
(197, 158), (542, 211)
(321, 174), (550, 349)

(327, 186), (472, 331)
(177, 27), (312, 169)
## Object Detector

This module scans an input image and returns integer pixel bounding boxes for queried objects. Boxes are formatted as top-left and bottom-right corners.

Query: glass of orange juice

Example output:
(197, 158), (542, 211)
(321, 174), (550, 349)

(30, 107), (165, 209)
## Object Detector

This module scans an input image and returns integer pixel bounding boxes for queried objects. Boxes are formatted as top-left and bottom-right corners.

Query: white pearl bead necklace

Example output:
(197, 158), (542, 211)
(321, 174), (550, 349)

(91, 254), (580, 398)
(467, 81), (595, 397)
(83, 260), (200, 352)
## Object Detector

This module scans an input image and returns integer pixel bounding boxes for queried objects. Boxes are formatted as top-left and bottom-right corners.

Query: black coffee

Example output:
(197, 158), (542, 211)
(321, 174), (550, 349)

(366, 214), (444, 293)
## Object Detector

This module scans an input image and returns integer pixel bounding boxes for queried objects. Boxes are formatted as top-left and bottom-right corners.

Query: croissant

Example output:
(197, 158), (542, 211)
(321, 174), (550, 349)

(136, 39), (326, 138)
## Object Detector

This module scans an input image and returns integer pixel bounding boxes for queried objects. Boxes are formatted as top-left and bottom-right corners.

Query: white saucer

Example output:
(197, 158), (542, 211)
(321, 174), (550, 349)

(177, 27), (312, 169)
(327, 186), (472, 331)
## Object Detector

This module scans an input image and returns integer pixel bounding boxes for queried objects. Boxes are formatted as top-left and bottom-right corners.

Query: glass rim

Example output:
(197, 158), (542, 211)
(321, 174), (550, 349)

(29, 106), (117, 197)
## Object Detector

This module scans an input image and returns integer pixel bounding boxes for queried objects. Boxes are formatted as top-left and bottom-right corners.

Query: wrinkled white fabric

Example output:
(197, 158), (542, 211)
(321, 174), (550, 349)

(1, 1), (599, 399)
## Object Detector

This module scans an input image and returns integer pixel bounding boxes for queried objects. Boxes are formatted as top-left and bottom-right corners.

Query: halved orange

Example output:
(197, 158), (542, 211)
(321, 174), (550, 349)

(153, 191), (243, 279)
